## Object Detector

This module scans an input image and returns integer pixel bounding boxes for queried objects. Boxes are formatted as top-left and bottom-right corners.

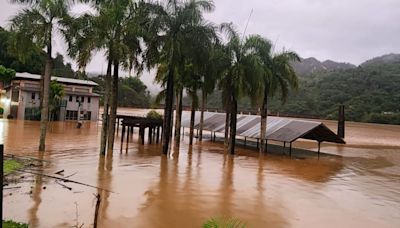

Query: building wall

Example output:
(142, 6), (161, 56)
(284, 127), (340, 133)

(6, 79), (99, 121)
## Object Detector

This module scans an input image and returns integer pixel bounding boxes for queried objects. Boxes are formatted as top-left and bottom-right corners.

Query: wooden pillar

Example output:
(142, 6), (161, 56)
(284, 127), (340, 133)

(120, 125), (126, 152)
(213, 132), (216, 141)
(283, 142), (286, 154)
(148, 127), (152, 144)
(257, 139), (259, 149)
(126, 125), (130, 152)
(289, 142), (292, 157)
(244, 137), (247, 147)
(156, 127), (160, 143)
(140, 127), (145, 145)
(338, 105), (345, 138)
(116, 118), (120, 135)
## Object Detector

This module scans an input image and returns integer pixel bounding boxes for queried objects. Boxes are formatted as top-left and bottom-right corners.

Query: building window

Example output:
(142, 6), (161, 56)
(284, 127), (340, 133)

(84, 111), (92, 120)
(76, 96), (79, 102)
(88, 97), (91, 103)
(69, 96), (73, 102)
(31, 92), (35, 100)
(66, 110), (78, 120)
(81, 96), (84, 103)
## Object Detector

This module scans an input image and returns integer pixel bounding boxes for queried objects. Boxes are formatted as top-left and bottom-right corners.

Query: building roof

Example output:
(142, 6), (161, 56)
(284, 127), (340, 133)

(181, 111), (345, 144)
(14, 72), (98, 86)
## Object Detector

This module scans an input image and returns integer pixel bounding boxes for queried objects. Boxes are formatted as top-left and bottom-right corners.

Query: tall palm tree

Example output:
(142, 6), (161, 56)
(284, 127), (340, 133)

(65, 0), (144, 155)
(219, 23), (264, 154)
(10, 0), (72, 152)
(259, 50), (300, 152)
(198, 43), (227, 141)
(143, 0), (215, 154)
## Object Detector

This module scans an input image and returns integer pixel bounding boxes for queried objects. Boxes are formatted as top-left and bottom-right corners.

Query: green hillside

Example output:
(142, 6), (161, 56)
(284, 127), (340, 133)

(201, 61), (400, 125)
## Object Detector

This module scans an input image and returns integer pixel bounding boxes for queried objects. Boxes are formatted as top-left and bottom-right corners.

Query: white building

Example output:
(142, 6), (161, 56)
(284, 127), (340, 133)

(2, 72), (100, 121)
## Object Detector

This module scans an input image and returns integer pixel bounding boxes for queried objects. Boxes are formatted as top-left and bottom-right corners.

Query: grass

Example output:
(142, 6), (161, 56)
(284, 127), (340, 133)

(3, 159), (23, 175)
(2, 220), (28, 228)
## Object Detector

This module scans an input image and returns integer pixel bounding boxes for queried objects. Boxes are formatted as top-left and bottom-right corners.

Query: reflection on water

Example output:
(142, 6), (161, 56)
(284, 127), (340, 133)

(2, 111), (400, 228)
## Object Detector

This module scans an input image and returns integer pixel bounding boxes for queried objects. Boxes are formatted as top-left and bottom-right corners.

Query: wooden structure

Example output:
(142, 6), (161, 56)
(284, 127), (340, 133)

(118, 115), (163, 152)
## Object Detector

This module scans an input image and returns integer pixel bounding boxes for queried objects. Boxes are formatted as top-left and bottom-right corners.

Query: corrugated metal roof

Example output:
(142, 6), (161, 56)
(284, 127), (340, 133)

(15, 72), (98, 86)
(181, 111), (345, 144)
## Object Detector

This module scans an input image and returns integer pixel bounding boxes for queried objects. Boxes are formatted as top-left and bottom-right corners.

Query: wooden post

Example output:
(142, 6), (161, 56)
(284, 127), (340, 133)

(257, 139), (259, 149)
(148, 127), (152, 144)
(120, 125), (125, 152)
(116, 118), (120, 135)
(126, 125), (130, 152)
(244, 137), (247, 147)
(283, 142), (286, 154)
(1, 144), (3, 221)
(289, 142), (292, 157)
(140, 127), (145, 145)
(156, 127), (160, 143)
(93, 194), (101, 228)
(338, 105), (345, 138)
(213, 132), (216, 141)
(318, 141), (321, 158)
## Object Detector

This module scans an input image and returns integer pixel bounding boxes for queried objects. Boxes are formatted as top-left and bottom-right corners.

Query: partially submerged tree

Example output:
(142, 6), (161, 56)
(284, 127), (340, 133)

(219, 23), (264, 154)
(10, 0), (72, 151)
(143, 0), (215, 154)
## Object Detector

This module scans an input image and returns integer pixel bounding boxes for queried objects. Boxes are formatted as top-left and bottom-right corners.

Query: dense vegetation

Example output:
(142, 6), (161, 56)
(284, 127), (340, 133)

(201, 61), (400, 125)
(92, 75), (151, 108)
(0, 27), (74, 78)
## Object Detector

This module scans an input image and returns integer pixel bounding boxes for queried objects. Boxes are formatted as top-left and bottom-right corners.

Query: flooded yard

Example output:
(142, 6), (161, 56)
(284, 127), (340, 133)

(1, 109), (400, 228)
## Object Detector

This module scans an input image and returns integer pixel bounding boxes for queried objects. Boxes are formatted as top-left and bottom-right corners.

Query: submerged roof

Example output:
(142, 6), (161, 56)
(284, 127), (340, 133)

(181, 111), (345, 144)
(14, 72), (98, 86)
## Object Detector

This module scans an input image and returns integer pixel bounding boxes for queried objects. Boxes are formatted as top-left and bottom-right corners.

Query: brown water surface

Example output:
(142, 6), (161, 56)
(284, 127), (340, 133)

(2, 109), (400, 228)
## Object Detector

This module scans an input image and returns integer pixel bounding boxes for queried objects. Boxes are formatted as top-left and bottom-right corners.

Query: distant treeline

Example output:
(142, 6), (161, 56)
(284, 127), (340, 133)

(91, 76), (151, 108)
(201, 62), (400, 125)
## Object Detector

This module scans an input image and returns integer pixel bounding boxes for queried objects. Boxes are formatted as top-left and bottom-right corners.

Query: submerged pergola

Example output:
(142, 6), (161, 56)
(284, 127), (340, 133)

(181, 111), (345, 155)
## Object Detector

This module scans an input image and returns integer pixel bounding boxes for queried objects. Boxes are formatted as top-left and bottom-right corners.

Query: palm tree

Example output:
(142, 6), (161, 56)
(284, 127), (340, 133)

(218, 23), (264, 154)
(198, 43), (228, 141)
(143, 0), (215, 154)
(65, 0), (144, 155)
(10, 0), (72, 152)
(259, 50), (300, 152)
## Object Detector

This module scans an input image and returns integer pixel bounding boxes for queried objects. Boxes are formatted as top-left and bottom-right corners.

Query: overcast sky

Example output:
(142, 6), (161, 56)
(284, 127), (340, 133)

(0, 0), (399, 93)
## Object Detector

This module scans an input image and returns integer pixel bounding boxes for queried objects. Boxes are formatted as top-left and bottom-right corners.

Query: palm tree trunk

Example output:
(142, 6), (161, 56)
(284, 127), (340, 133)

(106, 59), (119, 154)
(174, 88), (183, 144)
(224, 102), (230, 147)
(189, 96), (196, 145)
(38, 40), (52, 152)
(162, 70), (174, 154)
(100, 59), (112, 155)
(260, 88), (268, 152)
(228, 92), (237, 155)
(199, 89), (206, 141)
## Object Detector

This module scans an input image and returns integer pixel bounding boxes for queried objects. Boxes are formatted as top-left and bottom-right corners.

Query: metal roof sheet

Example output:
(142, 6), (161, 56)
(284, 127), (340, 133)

(181, 111), (345, 144)
(15, 72), (98, 86)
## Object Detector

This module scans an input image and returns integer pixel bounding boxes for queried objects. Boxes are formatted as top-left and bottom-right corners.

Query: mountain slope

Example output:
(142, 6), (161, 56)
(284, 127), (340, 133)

(292, 57), (356, 76)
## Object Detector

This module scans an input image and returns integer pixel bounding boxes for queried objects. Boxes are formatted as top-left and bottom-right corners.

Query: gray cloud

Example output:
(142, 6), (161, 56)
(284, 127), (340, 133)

(1, 0), (399, 92)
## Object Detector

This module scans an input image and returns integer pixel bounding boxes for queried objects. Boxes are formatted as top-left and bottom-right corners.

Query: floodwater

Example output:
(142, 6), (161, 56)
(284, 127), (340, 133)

(1, 108), (400, 228)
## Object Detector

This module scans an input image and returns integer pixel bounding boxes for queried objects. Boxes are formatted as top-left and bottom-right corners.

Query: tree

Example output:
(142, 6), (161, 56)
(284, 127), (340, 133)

(65, 0), (144, 155)
(10, 0), (72, 152)
(258, 50), (299, 152)
(0, 65), (16, 83)
(49, 80), (65, 121)
(143, 0), (215, 154)
(218, 23), (264, 154)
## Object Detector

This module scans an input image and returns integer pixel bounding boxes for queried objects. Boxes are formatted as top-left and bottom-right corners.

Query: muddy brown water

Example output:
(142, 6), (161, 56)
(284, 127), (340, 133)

(1, 108), (400, 228)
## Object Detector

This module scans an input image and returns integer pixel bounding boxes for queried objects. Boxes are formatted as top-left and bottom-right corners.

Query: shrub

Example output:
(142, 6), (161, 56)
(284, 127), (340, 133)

(146, 110), (163, 120)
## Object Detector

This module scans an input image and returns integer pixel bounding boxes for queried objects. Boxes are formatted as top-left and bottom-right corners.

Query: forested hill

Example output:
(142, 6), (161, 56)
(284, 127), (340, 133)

(203, 55), (400, 125)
